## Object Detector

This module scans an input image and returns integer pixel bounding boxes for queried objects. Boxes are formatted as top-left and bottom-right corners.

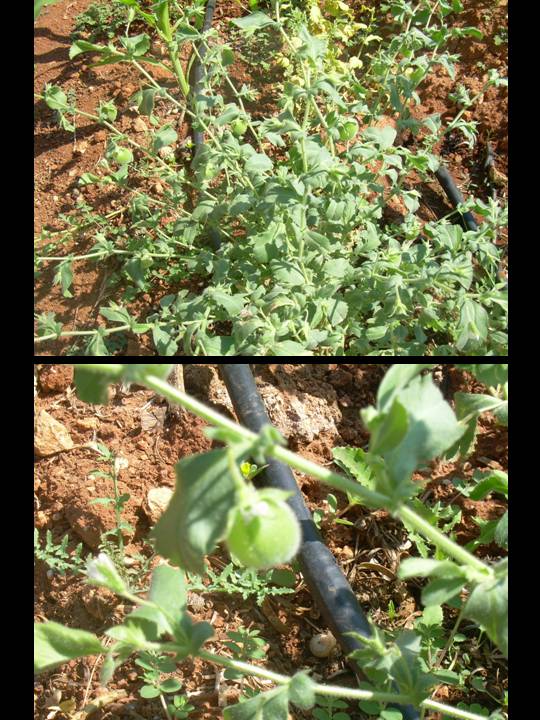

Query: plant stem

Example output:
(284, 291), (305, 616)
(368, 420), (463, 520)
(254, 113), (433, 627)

(159, 693), (173, 720)
(111, 458), (125, 558)
(197, 650), (488, 720)
(398, 504), (491, 576)
(433, 605), (466, 670)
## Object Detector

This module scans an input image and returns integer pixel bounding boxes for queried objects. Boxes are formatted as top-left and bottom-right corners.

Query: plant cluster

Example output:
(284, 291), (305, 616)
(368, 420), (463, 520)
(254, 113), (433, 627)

(72, 1), (131, 42)
(34, 0), (507, 355)
(34, 364), (507, 720)
(34, 528), (85, 576)
(187, 563), (296, 606)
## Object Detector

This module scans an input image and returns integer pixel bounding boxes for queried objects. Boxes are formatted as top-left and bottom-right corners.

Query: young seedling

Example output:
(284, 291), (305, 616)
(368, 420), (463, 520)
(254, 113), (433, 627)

(88, 442), (133, 576)
(34, 528), (85, 576)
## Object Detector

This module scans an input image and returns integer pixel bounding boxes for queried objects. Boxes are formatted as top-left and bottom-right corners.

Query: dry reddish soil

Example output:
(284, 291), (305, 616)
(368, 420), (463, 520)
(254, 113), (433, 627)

(34, 1), (508, 356)
(34, 364), (508, 719)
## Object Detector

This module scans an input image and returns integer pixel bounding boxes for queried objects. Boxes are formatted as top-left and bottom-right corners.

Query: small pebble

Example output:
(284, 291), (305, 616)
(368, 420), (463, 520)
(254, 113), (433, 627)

(310, 632), (337, 658)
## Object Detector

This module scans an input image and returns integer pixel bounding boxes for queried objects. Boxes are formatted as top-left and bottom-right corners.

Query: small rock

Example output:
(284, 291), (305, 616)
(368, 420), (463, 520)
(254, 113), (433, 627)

(153, 182), (164, 194)
(310, 632), (337, 658)
(73, 140), (88, 156)
(145, 487), (174, 523)
(158, 146), (174, 159)
(133, 117), (147, 133)
(34, 409), (74, 456)
(340, 545), (354, 560)
(35, 511), (48, 528)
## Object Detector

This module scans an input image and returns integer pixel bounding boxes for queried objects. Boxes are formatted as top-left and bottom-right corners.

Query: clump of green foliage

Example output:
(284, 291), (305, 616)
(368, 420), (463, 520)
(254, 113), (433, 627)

(72, 1), (130, 41)
(35, 0), (507, 355)
(34, 528), (85, 576)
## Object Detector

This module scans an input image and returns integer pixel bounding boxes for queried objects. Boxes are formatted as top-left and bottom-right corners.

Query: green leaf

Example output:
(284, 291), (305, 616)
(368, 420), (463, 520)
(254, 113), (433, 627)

(140, 685), (161, 699)
(211, 289), (246, 316)
(121, 365), (174, 383)
(245, 153), (273, 175)
(230, 12), (275, 31)
(383, 374), (465, 490)
(69, 40), (106, 59)
(153, 125), (178, 151)
(398, 558), (464, 580)
(332, 447), (377, 493)
(223, 686), (289, 719)
(468, 470), (508, 500)
(446, 393), (507, 457)
(34, 622), (103, 674)
(152, 450), (239, 574)
(464, 559), (507, 656)
(456, 299), (488, 350)
(73, 366), (121, 404)
(289, 672), (316, 710)
(417, 604), (443, 627)
(421, 577), (465, 606)
(148, 565), (187, 625)
(362, 125), (397, 149)
(269, 568), (297, 588)
(368, 399), (409, 456)
(377, 364), (435, 411)
(160, 678), (183, 693)
(121, 33), (150, 56)
(153, 326), (178, 356)
(494, 511), (508, 550)
(175, 23), (200, 41)
(43, 85), (68, 111)
(459, 364), (507, 388)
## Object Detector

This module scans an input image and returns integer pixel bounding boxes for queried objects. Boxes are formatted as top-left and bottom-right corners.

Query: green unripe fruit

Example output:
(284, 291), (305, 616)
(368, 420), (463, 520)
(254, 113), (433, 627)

(231, 118), (248, 137)
(338, 119), (359, 141)
(110, 146), (133, 165)
(227, 494), (301, 569)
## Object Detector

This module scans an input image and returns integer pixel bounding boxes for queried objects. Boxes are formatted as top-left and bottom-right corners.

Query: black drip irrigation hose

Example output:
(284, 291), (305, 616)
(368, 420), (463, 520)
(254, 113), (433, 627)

(434, 165), (478, 232)
(220, 364), (420, 720)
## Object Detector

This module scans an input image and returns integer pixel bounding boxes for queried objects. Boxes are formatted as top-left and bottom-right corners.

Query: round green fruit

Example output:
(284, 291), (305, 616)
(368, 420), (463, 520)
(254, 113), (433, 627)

(338, 119), (359, 141)
(110, 146), (133, 165)
(226, 495), (301, 569)
(231, 118), (248, 137)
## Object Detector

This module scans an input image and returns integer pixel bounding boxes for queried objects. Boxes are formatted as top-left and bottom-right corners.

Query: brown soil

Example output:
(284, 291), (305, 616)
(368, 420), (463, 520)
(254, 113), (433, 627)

(34, 364), (507, 720)
(34, 1), (507, 354)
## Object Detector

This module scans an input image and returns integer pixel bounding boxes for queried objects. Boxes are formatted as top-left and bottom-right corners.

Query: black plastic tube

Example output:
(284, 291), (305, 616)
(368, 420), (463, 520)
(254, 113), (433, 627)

(220, 364), (420, 720)
(435, 164), (478, 232)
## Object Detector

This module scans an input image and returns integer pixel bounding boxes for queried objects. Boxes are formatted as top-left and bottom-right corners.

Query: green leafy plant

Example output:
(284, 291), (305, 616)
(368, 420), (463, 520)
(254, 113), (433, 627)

(187, 563), (296, 606)
(34, 364), (507, 720)
(88, 442), (134, 576)
(34, 528), (85, 576)
(313, 694), (351, 720)
(313, 492), (354, 528)
(223, 627), (267, 680)
(72, 1), (130, 41)
(136, 650), (195, 717)
(446, 365), (508, 458)
(167, 692), (196, 719)
(34, 0), (508, 355)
